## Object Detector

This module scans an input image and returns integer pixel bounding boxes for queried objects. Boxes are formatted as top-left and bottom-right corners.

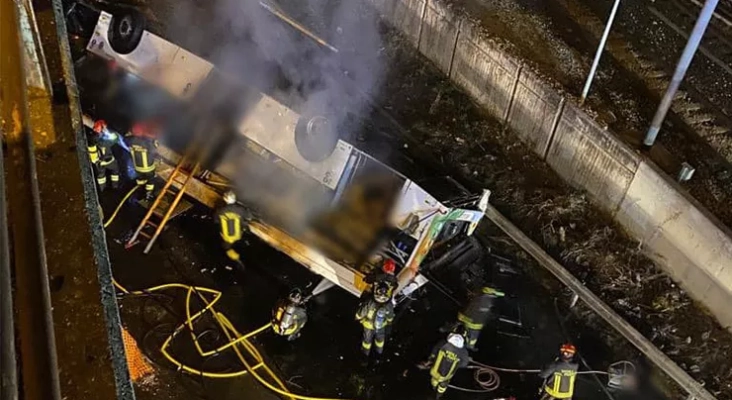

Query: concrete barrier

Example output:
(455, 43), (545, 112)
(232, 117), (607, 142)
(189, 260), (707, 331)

(449, 20), (520, 121)
(617, 161), (732, 329)
(506, 68), (564, 157)
(417, 0), (461, 75)
(547, 103), (640, 213)
(376, 0), (426, 46)
(370, 0), (732, 331)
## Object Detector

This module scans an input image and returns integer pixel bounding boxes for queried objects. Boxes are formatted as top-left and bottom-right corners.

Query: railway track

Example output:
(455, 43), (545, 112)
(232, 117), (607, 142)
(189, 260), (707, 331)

(612, 0), (732, 167)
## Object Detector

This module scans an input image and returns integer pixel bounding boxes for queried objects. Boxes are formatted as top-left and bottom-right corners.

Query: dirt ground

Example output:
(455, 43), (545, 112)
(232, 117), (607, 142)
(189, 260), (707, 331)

(445, 0), (732, 230)
(371, 27), (732, 398)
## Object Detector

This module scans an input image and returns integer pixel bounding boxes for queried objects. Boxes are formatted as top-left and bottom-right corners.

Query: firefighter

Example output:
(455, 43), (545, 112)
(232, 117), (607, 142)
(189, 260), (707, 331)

(214, 191), (250, 266)
(272, 289), (309, 341)
(421, 329), (471, 398)
(538, 343), (579, 400)
(127, 122), (159, 200)
(355, 282), (395, 357)
(88, 120), (129, 191)
(457, 286), (505, 351)
(364, 258), (399, 300)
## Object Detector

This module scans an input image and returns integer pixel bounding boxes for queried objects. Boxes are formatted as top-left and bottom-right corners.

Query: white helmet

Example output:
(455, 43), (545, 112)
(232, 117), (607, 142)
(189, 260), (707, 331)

(223, 191), (236, 205)
(447, 333), (465, 348)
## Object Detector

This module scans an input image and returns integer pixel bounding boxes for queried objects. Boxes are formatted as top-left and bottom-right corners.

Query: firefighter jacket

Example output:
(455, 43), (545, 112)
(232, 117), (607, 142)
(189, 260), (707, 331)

(127, 136), (159, 173)
(215, 204), (249, 244)
(540, 359), (579, 399)
(88, 130), (128, 166)
(458, 290), (496, 330)
(429, 340), (470, 381)
(272, 300), (307, 336)
(355, 299), (394, 330)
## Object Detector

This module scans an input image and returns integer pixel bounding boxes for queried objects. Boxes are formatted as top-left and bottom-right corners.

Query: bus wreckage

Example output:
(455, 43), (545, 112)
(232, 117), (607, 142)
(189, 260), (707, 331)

(68, 3), (491, 298)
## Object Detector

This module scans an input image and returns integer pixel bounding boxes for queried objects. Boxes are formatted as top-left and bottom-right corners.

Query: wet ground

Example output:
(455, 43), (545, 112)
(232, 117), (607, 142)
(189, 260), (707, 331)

(70, 0), (732, 398)
(100, 184), (665, 400)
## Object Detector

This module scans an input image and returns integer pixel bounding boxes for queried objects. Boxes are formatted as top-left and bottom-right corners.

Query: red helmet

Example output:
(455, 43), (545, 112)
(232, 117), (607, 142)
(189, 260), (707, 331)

(560, 343), (576, 358)
(93, 120), (107, 134)
(131, 122), (153, 138)
(382, 259), (396, 275)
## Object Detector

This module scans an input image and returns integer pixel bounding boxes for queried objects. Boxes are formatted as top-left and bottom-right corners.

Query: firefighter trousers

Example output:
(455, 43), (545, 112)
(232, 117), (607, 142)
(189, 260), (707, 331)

(430, 377), (449, 398)
(95, 159), (120, 191)
(135, 170), (155, 196)
(466, 326), (481, 350)
(539, 392), (570, 400)
(361, 328), (386, 355)
(222, 240), (242, 264)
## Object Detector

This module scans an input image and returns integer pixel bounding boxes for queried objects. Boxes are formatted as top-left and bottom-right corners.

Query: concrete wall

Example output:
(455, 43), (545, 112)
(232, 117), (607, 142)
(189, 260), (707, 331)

(371, 0), (732, 330)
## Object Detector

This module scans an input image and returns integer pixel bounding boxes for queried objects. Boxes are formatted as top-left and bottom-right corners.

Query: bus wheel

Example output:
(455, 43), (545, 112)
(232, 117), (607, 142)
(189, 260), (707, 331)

(108, 10), (145, 55)
(295, 114), (339, 162)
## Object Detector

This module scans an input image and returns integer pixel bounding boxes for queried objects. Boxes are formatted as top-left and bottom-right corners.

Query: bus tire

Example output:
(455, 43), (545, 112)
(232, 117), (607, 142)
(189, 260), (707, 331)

(107, 10), (145, 55)
(295, 113), (339, 162)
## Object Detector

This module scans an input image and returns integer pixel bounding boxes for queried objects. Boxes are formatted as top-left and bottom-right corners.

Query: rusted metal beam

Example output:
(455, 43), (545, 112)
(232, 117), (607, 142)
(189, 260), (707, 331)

(482, 204), (717, 400)
(0, 129), (18, 400)
(0, 0), (61, 398)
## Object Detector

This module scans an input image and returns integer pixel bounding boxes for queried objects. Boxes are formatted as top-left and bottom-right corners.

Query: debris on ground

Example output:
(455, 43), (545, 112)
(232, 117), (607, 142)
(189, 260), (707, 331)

(375, 30), (732, 399)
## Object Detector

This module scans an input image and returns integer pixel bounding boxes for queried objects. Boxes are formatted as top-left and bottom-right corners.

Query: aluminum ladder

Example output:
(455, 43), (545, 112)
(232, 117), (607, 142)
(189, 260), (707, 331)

(126, 153), (202, 253)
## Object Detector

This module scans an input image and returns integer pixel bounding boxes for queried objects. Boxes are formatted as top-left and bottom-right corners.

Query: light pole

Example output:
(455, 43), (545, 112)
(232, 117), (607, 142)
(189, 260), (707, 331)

(581, 0), (621, 105)
(644, 0), (719, 147)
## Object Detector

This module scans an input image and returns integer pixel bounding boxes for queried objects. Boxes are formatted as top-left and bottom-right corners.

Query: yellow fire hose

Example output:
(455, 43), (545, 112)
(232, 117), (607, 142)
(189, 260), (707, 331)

(103, 185), (140, 228)
(112, 279), (350, 400)
(104, 184), (348, 399)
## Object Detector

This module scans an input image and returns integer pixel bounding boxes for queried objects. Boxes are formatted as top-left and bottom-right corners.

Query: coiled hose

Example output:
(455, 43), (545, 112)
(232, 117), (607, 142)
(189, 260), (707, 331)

(448, 360), (541, 393)
(112, 280), (349, 400)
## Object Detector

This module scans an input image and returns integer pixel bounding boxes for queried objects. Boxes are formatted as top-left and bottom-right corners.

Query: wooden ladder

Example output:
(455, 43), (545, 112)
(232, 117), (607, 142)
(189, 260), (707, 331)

(126, 153), (202, 254)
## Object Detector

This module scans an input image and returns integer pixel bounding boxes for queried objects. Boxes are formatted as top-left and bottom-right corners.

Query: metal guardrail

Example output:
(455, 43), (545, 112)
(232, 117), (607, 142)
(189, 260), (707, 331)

(483, 204), (717, 400)
(0, 127), (19, 400)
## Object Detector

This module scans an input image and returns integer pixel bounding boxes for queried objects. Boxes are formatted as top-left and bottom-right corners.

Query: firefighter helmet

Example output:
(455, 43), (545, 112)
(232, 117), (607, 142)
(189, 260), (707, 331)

(93, 120), (107, 134)
(223, 191), (236, 205)
(447, 332), (465, 348)
(373, 282), (390, 304)
(560, 343), (576, 359)
(288, 288), (303, 304)
(382, 258), (396, 275)
(130, 122), (147, 137)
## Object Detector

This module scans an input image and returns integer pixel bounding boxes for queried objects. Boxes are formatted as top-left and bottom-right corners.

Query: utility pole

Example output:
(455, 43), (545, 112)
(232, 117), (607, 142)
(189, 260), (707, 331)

(644, 0), (719, 147)
(581, 0), (621, 105)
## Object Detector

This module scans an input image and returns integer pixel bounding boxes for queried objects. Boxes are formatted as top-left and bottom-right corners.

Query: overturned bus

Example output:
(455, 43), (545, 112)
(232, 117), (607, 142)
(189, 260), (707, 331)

(67, 2), (490, 298)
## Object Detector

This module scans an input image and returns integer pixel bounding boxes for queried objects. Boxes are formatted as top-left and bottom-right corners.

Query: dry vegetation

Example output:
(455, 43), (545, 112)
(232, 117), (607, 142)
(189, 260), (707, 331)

(375, 31), (732, 398)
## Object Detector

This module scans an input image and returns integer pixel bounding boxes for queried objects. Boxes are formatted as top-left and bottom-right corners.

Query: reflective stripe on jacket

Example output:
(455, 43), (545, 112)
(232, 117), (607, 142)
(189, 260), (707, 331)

(272, 302), (306, 335)
(127, 136), (158, 173)
(541, 360), (578, 399)
(429, 341), (469, 381)
(356, 299), (394, 330)
(458, 292), (495, 330)
(215, 204), (248, 243)
(88, 144), (99, 164)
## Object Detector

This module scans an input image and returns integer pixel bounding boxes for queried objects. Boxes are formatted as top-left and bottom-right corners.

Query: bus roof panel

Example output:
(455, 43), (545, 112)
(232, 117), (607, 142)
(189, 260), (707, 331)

(87, 12), (213, 99)
(238, 96), (353, 190)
